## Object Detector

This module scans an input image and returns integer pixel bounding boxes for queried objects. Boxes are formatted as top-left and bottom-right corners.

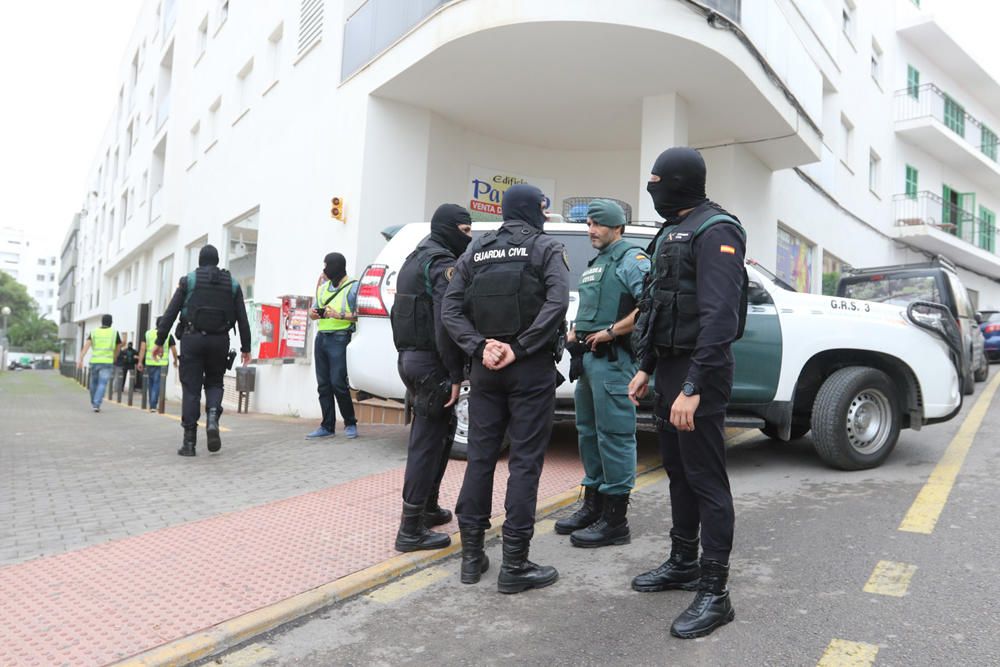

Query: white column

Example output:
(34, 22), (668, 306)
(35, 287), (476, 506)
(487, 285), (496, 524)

(637, 93), (689, 222)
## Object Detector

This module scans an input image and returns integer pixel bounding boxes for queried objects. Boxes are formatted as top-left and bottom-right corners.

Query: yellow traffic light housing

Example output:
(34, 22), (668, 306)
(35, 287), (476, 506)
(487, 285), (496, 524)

(331, 196), (345, 222)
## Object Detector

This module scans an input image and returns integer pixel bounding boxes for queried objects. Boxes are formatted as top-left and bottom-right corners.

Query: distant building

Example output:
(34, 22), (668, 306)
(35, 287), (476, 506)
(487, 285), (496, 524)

(0, 225), (60, 321)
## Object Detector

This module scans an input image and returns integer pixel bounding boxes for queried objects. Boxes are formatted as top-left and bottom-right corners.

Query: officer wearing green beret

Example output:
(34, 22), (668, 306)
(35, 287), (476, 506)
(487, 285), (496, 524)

(556, 199), (650, 547)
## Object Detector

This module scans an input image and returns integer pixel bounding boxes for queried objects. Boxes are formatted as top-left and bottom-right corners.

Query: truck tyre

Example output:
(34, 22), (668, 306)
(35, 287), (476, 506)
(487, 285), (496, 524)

(974, 353), (990, 383)
(760, 423), (810, 441)
(810, 367), (900, 470)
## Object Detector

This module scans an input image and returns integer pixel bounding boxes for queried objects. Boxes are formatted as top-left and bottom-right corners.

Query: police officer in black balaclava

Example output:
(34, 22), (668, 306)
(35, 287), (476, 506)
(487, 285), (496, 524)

(390, 204), (472, 553)
(628, 147), (748, 639)
(442, 184), (570, 594)
(155, 244), (252, 456)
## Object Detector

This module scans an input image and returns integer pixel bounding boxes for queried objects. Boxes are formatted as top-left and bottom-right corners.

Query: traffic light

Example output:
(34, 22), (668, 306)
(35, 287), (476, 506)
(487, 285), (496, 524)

(330, 196), (345, 222)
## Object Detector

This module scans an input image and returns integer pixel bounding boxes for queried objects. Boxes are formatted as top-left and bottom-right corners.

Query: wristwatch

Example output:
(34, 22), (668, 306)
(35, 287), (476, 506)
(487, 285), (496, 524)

(605, 325), (616, 339)
(681, 381), (699, 397)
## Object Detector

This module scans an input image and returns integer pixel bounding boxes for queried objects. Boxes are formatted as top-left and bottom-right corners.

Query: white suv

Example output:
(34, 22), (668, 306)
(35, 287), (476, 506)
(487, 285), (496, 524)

(350, 221), (963, 470)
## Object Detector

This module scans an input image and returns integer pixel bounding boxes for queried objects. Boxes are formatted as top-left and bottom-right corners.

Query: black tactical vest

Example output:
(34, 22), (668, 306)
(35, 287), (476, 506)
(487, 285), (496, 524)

(182, 267), (238, 334)
(463, 224), (545, 340)
(391, 239), (454, 352)
(647, 202), (748, 355)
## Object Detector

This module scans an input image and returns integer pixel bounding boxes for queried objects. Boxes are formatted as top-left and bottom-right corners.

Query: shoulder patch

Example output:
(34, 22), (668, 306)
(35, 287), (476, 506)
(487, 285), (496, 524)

(720, 245), (736, 255)
(562, 250), (571, 271)
(445, 266), (455, 281)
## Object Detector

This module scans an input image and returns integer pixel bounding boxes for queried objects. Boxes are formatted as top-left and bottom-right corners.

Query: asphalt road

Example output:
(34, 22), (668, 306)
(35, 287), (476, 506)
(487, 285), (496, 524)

(205, 374), (1000, 667)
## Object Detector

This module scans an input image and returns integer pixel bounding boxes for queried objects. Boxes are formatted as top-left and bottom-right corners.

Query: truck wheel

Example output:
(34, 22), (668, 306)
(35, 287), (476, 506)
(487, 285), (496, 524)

(448, 384), (509, 460)
(810, 367), (900, 470)
(760, 423), (810, 441)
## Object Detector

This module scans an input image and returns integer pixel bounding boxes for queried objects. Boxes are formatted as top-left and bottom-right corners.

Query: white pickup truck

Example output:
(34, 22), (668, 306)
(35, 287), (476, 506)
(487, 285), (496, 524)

(349, 221), (963, 470)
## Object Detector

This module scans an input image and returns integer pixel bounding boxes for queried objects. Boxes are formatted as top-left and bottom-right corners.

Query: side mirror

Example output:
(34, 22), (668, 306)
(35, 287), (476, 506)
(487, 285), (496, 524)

(747, 280), (772, 306)
(975, 311), (984, 325)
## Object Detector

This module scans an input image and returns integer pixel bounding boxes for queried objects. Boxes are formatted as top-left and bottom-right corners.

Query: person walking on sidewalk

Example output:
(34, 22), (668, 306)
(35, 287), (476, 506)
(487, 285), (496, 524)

(137, 317), (178, 412)
(77, 314), (122, 412)
(306, 252), (360, 440)
(390, 203), (473, 553)
(442, 184), (569, 594)
(153, 245), (251, 456)
(115, 342), (138, 393)
(628, 147), (748, 639)
(556, 199), (649, 548)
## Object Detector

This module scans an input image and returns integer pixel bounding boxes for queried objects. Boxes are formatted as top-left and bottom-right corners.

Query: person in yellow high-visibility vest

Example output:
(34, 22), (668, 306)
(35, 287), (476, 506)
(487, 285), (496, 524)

(137, 316), (179, 412)
(76, 314), (122, 413)
(306, 252), (360, 439)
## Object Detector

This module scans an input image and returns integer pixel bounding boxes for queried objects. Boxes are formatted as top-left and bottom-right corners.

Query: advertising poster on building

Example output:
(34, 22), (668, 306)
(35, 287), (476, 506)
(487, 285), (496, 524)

(776, 227), (814, 293)
(279, 295), (311, 357)
(468, 165), (556, 222)
(257, 304), (281, 360)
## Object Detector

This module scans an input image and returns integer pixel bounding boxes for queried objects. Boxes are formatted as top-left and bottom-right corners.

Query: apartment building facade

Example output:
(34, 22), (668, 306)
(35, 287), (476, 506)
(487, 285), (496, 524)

(69, 0), (1000, 417)
(0, 226), (60, 322)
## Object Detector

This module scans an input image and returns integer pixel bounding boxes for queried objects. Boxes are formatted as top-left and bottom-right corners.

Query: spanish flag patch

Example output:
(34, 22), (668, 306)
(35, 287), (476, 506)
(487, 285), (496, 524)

(720, 245), (736, 255)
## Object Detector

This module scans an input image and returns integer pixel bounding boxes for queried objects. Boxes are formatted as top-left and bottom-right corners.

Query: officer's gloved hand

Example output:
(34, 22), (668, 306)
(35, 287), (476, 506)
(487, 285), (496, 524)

(566, 341), (588, 382)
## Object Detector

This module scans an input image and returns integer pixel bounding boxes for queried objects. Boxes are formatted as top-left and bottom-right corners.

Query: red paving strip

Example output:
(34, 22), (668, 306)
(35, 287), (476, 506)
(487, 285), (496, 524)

(0, 450), (585, 667)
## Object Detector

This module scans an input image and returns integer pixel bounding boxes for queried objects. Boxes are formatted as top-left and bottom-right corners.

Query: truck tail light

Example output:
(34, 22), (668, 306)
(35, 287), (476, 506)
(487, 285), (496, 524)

(356, 264), (389, 317)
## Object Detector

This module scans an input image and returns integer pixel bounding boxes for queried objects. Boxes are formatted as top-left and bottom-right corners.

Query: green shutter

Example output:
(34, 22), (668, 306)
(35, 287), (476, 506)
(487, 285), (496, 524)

(980, 206), (996, 252)
(907, 66), (920, 99)
(905, 165), (918, 198)
(943, 94), (966, 137)
(982, 125), (998, 161)
(942, 185), (956, 234)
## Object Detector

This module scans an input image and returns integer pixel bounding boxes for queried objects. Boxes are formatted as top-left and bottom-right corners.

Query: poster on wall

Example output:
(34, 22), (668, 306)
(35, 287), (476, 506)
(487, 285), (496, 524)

(468, 165), (556, 222)
(776, 227), (814, 293)
(279, 295), (312, 357)
(257, 304), (281, 360)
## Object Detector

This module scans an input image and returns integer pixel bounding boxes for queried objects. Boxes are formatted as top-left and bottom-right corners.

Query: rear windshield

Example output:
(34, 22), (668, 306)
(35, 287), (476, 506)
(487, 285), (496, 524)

(840, 275), (941, 307)
(988, 313), (1000, 323)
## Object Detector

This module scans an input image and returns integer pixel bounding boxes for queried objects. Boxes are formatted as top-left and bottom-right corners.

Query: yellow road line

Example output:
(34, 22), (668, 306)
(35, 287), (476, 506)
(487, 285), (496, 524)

(899, 372), (1000, 534)
(365, 566), (450, 604)
(534, 518), (557, 536)
(817, 639), (879, 667)
(863, 560), (917, 598)
(215, 644), (276, 666)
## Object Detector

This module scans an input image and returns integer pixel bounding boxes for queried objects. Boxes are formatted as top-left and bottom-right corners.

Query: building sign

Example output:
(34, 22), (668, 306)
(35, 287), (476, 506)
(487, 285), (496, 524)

(776, 226), (814, 293)
(280, 295), (311, 355)
(468, 165), (556, 221)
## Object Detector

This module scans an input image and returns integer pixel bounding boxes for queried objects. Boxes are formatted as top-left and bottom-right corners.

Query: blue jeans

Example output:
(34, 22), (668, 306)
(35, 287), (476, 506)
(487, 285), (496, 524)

(146, 366), (164, 408)
(89, 364), (113, 407)
(314, 331), (356, 432)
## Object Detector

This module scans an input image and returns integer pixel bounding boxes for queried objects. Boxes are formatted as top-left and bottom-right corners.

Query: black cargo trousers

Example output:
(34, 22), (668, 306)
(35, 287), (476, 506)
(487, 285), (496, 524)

(179, 332), (229, 430)
(456, 352), (556, 540)
(398, 350), (455, 506)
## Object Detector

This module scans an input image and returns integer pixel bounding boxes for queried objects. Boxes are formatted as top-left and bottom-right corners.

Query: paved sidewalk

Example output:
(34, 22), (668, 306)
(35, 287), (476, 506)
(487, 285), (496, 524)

(0, 371), (602, 666)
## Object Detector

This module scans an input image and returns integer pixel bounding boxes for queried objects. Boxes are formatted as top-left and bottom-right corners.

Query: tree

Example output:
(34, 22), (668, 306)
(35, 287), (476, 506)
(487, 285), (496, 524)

(0, 271), (58, 352)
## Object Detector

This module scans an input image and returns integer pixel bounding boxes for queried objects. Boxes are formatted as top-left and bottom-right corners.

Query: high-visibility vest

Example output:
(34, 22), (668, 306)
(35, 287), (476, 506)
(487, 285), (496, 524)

(315, 278), (357, 332)
(90, 327), (117, 365)
(145, 329), (168, 366)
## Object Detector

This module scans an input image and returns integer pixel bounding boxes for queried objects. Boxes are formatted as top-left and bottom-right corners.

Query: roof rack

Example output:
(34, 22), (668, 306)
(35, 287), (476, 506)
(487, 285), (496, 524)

(845, 254), (956, 274)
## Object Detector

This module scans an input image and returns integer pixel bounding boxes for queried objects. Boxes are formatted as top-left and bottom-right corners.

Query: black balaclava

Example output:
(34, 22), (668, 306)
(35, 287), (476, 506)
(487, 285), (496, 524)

(101, 314), (113, 327)
(198, 244), (220, 267)
(646, 147), (708, 220)
(323, 252), (347, 283)
(502, 184), (547, 230)
(430, 203), (472, 256)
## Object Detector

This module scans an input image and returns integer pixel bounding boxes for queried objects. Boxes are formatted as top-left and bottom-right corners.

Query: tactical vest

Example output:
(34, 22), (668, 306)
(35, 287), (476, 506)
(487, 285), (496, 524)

(316, 278), (357, 332)
(90, 327), (117, 365)
(463, 224), (545, 340)
(391, 240), (454, 351)
(145, 329), (168, 366)
(182, 267), (239, 334)
(648, 202), (748, 355)
(575, 239), (640, 334)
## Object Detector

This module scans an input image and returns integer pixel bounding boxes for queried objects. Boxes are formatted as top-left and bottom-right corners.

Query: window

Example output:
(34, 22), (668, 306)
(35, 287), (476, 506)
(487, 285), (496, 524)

(868, 149), (881, 194)
(206, 96), (221, 150)
(842, 1), (856, 44)
(216, 0), (229, 34)
(189, 121), (201, 166)
(235, 58), (254, 121)
(870, 39), (882, 85)
(943, 94), (965, 137)
(905, 165), (919, 198)
(157, 254), (174, 312)
(196, 14), (209, 63)
(123, 265), (132, 293)
(226, 210), (258, 300)
(776, 226), (815, 293)
(141, 170), (149, 202)
(112, 275), (119, 299)
(37, 258), (46, 265)
(265, 23), (284, 93)
(186, 235), (209, 271)
(982, 125), (997, 162)
(37, 274), (46, 282)
(979, 205), (996, 252)
(842, 275), (939, 306)
(839, 114), (854, 167)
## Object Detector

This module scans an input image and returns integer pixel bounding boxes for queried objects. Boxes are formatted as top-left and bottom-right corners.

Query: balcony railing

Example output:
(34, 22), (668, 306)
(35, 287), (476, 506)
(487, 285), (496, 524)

(894, 191), (996, 254)
(895, 83), (1000, 163)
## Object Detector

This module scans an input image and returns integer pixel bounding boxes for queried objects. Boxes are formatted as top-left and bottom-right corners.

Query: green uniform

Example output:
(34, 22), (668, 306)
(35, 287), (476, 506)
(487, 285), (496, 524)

(573, 239), (650, 495)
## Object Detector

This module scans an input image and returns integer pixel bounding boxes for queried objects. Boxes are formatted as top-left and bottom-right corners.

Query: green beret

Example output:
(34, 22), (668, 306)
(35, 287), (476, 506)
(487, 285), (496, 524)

(587, 199), (626, 228)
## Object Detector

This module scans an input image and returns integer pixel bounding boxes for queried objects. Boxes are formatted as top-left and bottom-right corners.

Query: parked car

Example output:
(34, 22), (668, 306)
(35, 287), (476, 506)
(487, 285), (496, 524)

(981, 311), (1000, 362)
(837, 256), (989, 393)
(351, 221), (963, 470)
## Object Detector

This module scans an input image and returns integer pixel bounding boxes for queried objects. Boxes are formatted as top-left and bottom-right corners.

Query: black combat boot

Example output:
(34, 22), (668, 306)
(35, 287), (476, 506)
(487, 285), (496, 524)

(570, 493), (630, 548)
(206, 407), (222, 453)
(554, 486), (602, 535)
(459, 525), (490, 584)
(631, 530), (701, 592)
(394, 501), (451, 552)
(670, 559), (735, 639)
(423, 492), (453, 527)
(497, 534), (558, 594)
(178, 428), (197, 457)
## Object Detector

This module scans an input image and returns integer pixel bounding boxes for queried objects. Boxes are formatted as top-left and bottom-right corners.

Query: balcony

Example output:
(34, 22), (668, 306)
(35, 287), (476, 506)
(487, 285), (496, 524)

(892, 191), (1000, 275)
(895, 84), (1000, 191)
(58, 321), (77, 341)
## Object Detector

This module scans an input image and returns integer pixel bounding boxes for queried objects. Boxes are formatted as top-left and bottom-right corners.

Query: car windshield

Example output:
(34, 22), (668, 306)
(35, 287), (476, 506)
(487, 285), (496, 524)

(841, 275), (941, 306)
